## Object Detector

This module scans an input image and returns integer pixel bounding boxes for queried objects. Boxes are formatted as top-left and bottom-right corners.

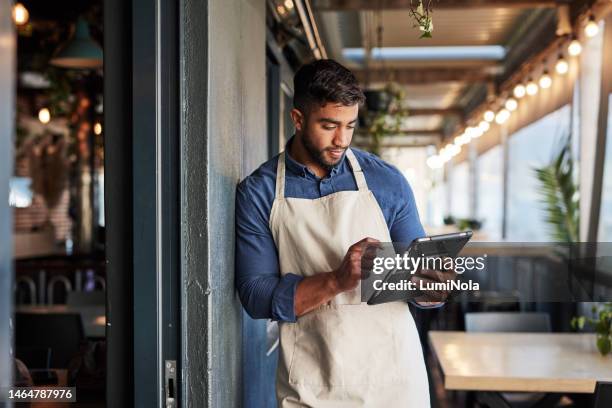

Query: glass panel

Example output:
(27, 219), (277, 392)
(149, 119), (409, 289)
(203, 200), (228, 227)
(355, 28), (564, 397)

(506, 104), (571, 241)
(598, 94), (612, 240)
(477, 145), (503, 241)
(450, 161), (470, 219)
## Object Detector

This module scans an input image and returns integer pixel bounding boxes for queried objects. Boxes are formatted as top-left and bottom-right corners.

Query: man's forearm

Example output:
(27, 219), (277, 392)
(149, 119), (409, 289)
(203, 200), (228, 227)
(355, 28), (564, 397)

(294, 272), (341, 317)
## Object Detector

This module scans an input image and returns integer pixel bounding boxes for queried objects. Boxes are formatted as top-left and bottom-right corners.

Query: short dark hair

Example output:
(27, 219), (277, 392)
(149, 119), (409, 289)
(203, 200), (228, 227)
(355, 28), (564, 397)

(293, 59), (365, 114)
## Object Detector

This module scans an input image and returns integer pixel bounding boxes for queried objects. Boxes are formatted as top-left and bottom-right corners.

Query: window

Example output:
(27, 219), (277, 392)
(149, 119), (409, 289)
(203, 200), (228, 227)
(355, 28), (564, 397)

(450, 161), (470, 219)
(477, 145), (504, 240)
(598, 94), (612, 240)
(506, 105), (571, 241)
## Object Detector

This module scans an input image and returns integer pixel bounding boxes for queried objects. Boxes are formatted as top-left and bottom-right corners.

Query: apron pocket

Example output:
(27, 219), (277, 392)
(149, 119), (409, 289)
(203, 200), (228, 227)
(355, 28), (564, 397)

(287, 304), (414, 388)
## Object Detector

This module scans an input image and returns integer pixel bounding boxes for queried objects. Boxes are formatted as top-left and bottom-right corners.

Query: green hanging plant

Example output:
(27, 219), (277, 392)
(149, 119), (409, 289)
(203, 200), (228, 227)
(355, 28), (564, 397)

(532, 135), (579, 243)
(364, 83), (410, 156)
(409, 0), (435, 38)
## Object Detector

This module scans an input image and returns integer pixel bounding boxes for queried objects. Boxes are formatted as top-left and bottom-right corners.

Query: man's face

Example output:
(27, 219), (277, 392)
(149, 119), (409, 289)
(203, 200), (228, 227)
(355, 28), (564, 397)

(293, 102), (359, 169)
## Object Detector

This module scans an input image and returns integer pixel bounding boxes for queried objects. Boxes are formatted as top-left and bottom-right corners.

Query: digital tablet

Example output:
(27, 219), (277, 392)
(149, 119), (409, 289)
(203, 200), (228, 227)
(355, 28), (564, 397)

(366, 231), (473, 305)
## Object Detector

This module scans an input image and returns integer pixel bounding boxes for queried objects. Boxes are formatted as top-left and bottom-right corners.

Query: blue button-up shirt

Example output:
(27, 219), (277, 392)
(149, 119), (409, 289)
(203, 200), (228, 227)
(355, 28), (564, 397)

(235, 138), (437, 323)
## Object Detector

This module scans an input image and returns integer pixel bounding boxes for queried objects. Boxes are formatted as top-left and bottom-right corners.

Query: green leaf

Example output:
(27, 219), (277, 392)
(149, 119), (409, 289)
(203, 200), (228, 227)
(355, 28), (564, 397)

(596, 335), (611, 356)
(595, 320), (608, 335)
(571, 316), (586, 330)
(532, 134), (579, 243)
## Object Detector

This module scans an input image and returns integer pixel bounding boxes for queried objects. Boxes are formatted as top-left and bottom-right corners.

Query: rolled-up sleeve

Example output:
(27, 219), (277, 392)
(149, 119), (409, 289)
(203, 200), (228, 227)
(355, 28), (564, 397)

(235, 182), (303, 322)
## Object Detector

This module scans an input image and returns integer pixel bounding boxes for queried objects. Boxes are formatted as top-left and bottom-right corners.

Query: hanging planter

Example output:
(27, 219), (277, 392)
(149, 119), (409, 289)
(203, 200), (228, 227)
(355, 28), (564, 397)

(409, 0), (435, 38)
(363, 84), (410, 156)
(363, 90), (392, 112)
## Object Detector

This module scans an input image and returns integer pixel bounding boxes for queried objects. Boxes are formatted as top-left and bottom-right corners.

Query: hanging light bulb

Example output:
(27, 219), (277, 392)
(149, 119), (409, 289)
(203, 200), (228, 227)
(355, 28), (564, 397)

(38, 108), (51, 124)
(466, 126), (483, 139)
(526, 78), (539, 95)
(483, 110), (495, 122)
(472, 127), (484, 138)
(513, 84), (526, 99)
(447, 143), (461, 157)
(505, 98), (518, 111)
(12, 3), (29, 26)
(568, 37), (582, 56)
(495, 109), (510, 125)
(455, 133), (470, 146)
(439, 146), (451, 162)
(427, 155), (443, 169)
(584, 15), (599, 38)
(555, 54), (569, 75)
(479, 121), (490, 132)
(539, 69), (552, 89)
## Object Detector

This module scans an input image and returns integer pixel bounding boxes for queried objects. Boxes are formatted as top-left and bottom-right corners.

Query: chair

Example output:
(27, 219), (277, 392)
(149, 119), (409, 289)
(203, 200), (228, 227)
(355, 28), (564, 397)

(594, 381), (612, 408)
(15, 312), (84, 368)
(465, 312), (555, 408)
(465, 312), (551, 333)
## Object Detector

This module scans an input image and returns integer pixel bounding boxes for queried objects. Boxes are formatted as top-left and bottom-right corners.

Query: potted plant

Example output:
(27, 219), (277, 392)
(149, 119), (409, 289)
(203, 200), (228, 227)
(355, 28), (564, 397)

(571, 303), (612, 356)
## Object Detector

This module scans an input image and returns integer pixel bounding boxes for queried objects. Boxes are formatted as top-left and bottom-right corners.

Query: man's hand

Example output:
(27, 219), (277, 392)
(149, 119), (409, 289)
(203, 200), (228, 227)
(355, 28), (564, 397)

(294, 237), (380, 317)
(332, 237), (381, 292)
(411, 264), (457, 305)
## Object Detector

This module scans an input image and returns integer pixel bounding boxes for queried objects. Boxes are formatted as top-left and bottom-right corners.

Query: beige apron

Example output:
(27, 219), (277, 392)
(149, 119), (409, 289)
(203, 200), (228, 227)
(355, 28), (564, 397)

(269, 149), (430, 407)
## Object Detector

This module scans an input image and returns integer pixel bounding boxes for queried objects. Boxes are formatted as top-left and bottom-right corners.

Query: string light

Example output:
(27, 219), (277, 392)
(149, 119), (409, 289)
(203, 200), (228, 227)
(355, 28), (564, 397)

(568, 36), (582, 56)
(505, 98), (518, 111)
(513, 84), (526, 99)
(452, 13), (593, 152)
(94, 122), (103, 135)
(455, 133), (471, 146)
(12, 3), (29, 26)
(555, 54), (569, 75)
(467, 126), (483, 139)
(539, 69), (552, 89)
(584, 15), (599, 38)
(495, 109), (510, 124)
(526, 78), (539, 95)
(38, 108), (51, 124)
(446, 143), (461, 157)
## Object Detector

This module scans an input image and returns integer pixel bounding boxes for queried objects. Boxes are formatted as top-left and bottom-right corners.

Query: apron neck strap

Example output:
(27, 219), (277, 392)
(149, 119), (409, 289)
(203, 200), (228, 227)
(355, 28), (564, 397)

(275, 152), (287, 199)
(275, 148), (369, 199)
(346, 149), (368, 191)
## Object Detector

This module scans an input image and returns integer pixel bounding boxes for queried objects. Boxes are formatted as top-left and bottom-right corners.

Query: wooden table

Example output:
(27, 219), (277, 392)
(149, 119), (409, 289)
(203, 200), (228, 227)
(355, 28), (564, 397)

(429, 331), (612, 394)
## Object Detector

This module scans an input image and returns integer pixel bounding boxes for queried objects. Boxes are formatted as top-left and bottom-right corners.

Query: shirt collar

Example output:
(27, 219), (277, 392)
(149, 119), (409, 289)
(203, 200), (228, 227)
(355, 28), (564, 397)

(284, 135), (346, 179)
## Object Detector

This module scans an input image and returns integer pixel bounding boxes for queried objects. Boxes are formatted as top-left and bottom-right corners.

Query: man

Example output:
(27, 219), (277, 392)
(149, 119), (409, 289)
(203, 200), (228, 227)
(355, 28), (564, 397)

(235, 59), (444, 407)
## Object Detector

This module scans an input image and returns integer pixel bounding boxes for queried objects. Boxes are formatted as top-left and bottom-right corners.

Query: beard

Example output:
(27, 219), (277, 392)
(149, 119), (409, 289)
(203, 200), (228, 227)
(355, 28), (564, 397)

(300, 131), (347, 170)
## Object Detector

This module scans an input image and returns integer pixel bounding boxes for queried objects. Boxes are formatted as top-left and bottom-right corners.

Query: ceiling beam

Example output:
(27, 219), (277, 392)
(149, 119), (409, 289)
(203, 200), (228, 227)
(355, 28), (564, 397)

(394, 129), (442, 136)
(313, 0), (561, 11)
(354, 134), (441, 147)
(407, 107), (464, 117)
(353, 68), (494, 85)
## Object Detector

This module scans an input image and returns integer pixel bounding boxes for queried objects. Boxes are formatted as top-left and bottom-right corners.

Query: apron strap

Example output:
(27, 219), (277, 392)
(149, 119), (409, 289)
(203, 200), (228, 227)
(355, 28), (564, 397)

(346, 149), (368, 191)
(275, 149), (367, 198)
(275, 152), (286, 199)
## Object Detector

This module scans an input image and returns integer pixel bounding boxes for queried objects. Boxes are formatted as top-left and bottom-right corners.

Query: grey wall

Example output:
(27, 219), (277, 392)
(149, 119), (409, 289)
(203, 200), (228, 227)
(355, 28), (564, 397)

(181, 0), (268, 406)
(0, 0), (15, 396)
